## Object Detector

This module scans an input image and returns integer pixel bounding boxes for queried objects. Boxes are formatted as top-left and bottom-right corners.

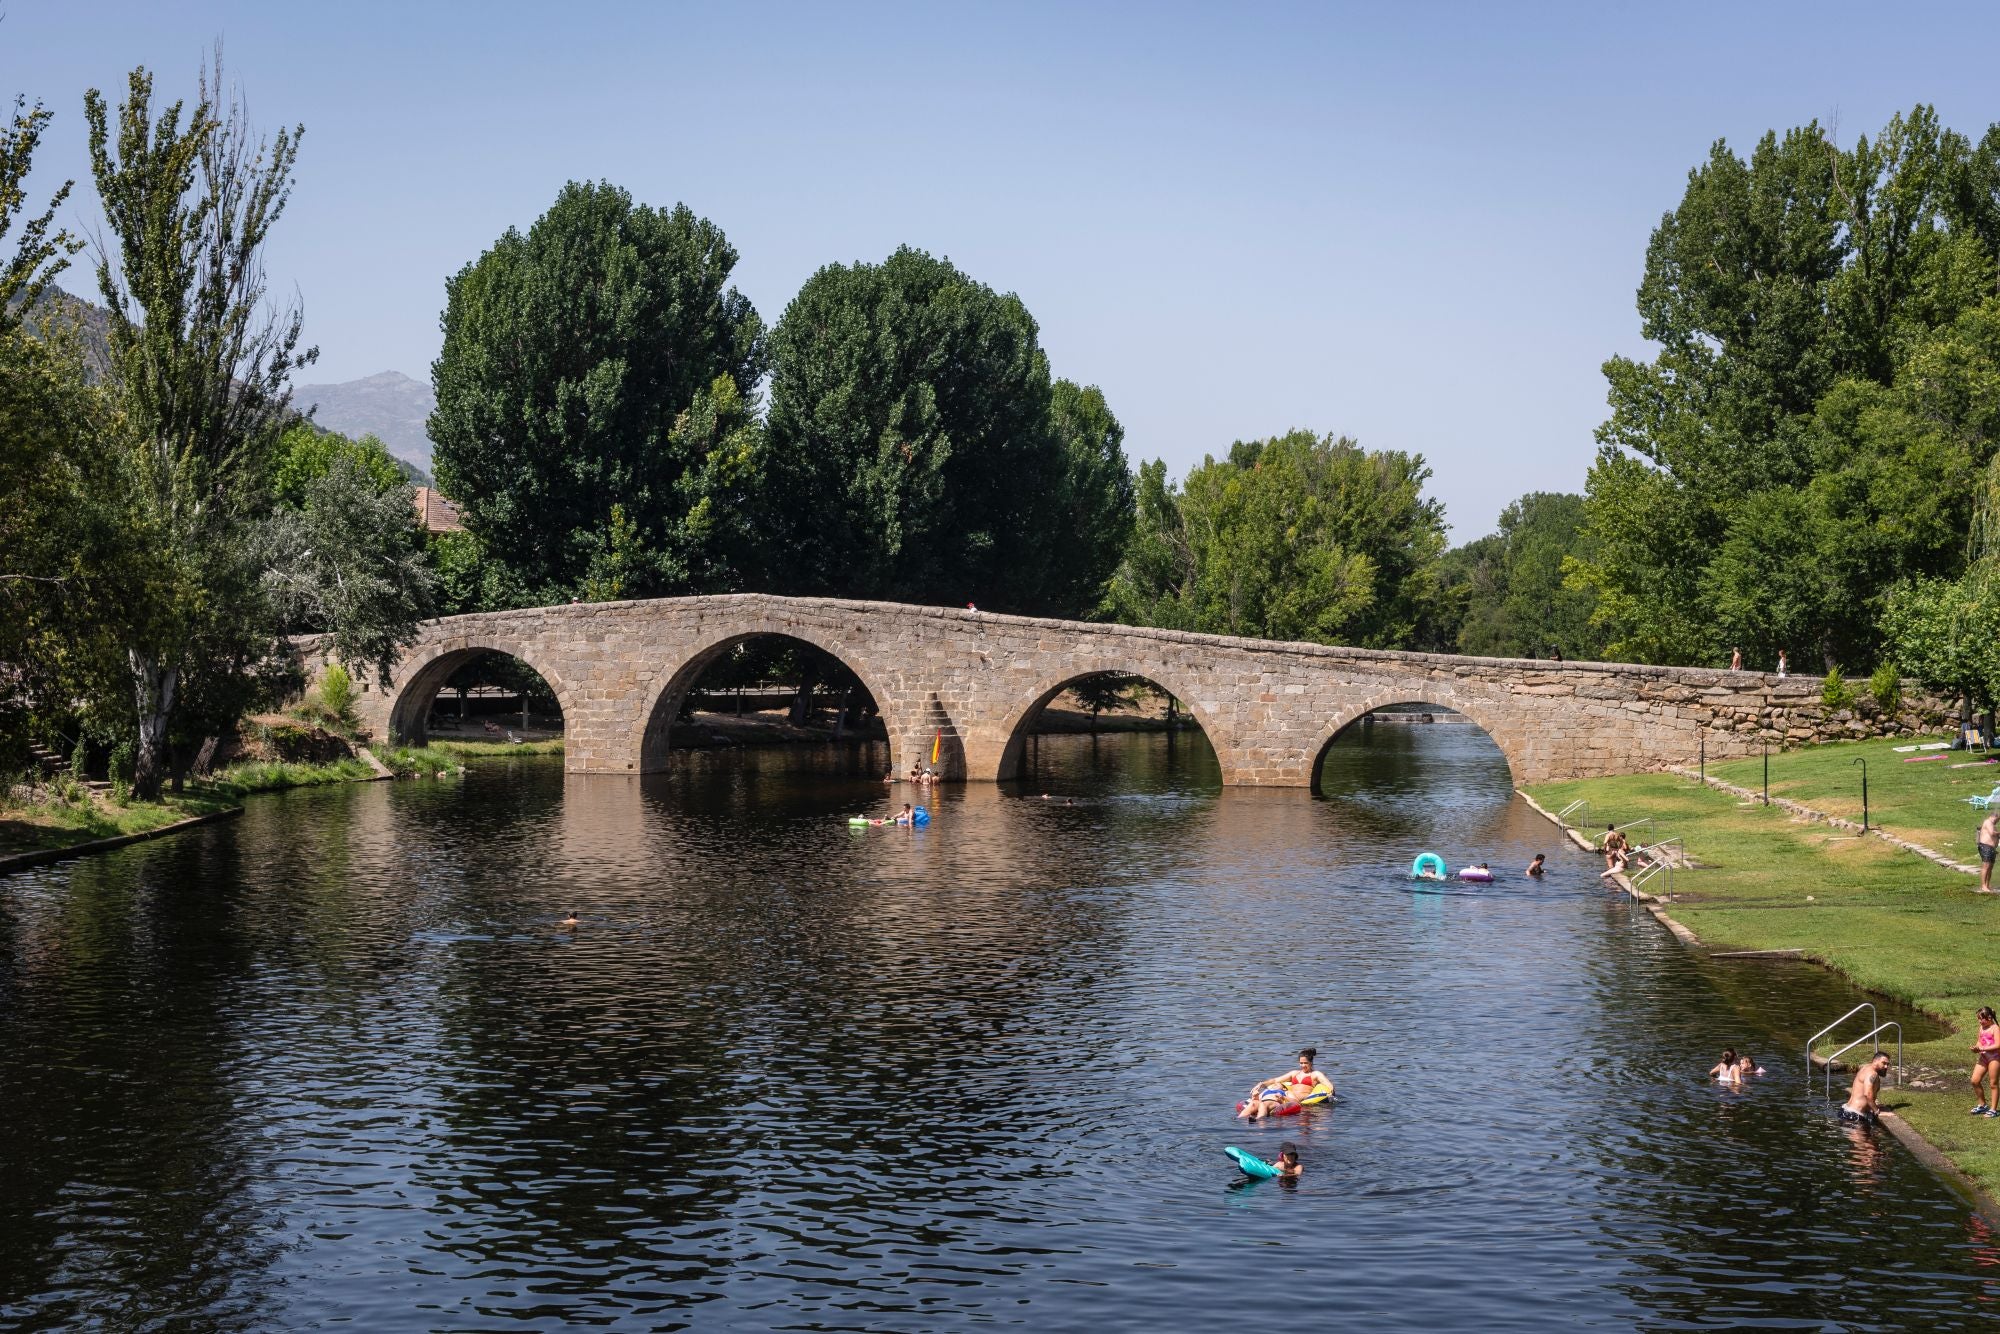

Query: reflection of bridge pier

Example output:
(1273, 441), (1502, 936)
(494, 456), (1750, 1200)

(298, 594), (1929, 787)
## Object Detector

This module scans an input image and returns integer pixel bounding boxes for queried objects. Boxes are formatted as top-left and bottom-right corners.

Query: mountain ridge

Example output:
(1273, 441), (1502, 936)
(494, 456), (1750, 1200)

(296, 370), (437, 476)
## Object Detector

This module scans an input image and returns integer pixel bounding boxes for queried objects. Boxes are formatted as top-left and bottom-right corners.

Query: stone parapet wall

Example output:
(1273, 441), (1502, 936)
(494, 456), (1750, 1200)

(295, 595), (1949, 787)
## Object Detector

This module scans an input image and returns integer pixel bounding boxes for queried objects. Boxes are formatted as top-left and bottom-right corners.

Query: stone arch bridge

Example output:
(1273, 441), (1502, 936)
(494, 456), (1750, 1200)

(304, 594), (1921, 787)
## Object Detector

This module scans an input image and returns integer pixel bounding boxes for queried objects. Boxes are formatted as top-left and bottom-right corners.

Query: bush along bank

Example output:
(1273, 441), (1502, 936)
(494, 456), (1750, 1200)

(1525, 758), (2000, 1201)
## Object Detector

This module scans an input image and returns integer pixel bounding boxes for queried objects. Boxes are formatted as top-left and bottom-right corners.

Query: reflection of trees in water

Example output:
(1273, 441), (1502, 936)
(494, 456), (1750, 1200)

(0, 835), (286, 1328)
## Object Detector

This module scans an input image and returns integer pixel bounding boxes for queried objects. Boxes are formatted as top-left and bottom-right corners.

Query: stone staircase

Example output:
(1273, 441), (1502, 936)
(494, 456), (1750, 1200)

(26, 741), (113, 793)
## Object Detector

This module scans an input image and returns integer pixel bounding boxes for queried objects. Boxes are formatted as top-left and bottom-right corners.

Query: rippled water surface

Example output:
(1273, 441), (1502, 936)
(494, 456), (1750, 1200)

(4, 723), (1999, 1331)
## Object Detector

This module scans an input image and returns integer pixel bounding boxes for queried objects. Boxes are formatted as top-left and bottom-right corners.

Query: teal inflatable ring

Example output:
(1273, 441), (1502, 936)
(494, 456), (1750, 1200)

(1411, 852), (1446, 879)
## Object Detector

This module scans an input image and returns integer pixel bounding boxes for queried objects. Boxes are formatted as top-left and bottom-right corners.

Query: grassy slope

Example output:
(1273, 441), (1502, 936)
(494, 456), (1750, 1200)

(1527, 763), (2000, 1191)
(1707, 733), (1996, 862)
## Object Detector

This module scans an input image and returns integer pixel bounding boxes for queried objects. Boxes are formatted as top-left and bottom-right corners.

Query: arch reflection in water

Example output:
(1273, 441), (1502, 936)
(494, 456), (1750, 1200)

(1, 729), (1997, 1328)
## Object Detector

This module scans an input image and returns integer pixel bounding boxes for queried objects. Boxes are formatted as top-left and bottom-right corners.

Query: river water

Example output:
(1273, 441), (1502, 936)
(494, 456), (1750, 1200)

(2, 723), (1996, 1331)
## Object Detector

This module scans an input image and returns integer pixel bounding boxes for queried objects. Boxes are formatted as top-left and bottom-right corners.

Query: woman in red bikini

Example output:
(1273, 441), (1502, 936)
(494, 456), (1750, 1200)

(1239, 1048), (1335, 1121)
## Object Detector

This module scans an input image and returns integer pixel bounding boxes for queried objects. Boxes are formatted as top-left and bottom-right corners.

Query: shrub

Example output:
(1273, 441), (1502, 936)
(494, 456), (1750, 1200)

(319, 662), (356, 724)
(1821, 668), (1856, 712)
(1869, 664), (1902, 715)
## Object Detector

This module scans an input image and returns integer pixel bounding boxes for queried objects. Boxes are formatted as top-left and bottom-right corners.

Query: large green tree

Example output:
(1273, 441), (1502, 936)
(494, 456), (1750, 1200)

(85, 62), (315, 798)
(429, 182), (766, 600)
(262, 429), (437, 682)
(1442, 492), (1602, 659)
(1575, 106), (2000, 668)
(1110, 432), (1446, 646)
(759, 247), (1131, 616)
(0, 89), (88, 742)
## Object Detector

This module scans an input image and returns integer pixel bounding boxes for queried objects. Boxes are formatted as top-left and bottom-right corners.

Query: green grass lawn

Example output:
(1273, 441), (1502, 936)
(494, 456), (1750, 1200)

(1528, 767), (2000, 1194)
(0, 750), (467, 860)
(428, 737), (564, 760)
(0, 786), (240, 857)
(1706, 733), (1998, 862)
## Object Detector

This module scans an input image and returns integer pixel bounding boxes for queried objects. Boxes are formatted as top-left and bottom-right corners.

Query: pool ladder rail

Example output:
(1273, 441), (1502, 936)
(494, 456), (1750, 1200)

(1806, 1003), (1903, 1100)
(1627, 837), (1682, 897)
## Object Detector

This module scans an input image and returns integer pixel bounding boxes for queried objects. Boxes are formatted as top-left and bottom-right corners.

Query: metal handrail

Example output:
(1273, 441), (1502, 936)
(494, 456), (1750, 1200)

(1556, 799), (1589, 826)
(1820, 1022), (1903, 1099)
(1615, 818), (1655, 835)
(1806, 1003), (1878, 1089)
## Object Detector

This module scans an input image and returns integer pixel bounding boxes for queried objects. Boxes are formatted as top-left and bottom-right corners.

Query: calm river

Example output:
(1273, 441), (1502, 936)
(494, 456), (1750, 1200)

(3, 724), (1997, 1330)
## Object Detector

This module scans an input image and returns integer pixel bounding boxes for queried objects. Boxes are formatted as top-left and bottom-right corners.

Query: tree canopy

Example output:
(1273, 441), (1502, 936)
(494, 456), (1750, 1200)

(429, 181), (767, 601)
(1574, 105), (2000, 670)
(1108, 432), (1445, 646)
(758, 247), (1130, 616)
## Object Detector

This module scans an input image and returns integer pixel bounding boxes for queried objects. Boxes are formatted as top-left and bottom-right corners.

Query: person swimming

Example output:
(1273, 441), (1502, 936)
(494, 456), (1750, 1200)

(560, 910), (580, 929)
(1272, 1142), (1302, 1178)
(1709, 1048), (1741, 1084)
(1526, 853), (1546, 877)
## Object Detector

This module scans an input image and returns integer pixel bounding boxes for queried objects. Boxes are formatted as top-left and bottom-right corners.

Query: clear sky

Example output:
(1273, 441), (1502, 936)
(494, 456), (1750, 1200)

(7, 2), (1998, 537)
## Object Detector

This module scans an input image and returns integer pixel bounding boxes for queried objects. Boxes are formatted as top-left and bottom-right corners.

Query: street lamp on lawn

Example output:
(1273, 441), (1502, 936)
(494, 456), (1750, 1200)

(1852, 757), (1869, 834)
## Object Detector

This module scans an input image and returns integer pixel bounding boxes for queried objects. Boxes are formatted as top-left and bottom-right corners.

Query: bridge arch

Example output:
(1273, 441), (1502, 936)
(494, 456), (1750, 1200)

(385, 636), (575, 746)
(1306, 688), (1525, 794)
(980, 662), (1235, 783)
(635, 628), (906, 774)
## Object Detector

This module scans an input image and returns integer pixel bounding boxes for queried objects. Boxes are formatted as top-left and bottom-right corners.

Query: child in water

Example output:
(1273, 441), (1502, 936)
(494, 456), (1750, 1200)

(1272, 1143), (1302, 1178)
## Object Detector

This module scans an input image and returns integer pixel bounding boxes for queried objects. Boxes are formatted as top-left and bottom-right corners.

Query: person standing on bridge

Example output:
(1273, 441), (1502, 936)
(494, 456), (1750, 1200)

(1731, 646), (1742, 671)
(1777, 650), (1788, 679)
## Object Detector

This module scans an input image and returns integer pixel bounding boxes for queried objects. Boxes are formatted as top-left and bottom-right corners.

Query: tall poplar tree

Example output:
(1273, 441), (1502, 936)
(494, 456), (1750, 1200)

(85, 59), (315, 798)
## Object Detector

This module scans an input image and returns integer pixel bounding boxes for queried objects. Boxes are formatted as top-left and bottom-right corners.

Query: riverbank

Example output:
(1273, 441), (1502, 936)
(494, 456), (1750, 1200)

(0, 743), (475, 862)
(1524, 759), (2000, 1197)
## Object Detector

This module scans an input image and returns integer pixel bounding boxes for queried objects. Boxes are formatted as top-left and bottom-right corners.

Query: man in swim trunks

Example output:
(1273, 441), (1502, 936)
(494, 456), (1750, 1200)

(1526, 853), (1546, 877)
(1979, 812), (1998, 893)
(1600, 825), (1628, 877)
(1839, 1051), (1892, 1125)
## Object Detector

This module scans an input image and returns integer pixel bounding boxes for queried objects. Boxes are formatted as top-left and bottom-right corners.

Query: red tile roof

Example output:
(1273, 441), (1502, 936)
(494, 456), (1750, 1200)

(412, 487), (464, 534)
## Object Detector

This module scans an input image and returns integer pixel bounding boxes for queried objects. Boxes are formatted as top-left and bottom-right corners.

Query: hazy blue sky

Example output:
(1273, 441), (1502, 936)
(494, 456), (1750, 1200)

(7, 2), (1998, 536)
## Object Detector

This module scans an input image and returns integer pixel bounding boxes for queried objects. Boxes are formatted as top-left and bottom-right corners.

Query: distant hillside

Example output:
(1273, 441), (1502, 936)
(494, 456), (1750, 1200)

(296, 370), (437, 476)
(16, 287), (113, 379)
(19, 291), (439, 483)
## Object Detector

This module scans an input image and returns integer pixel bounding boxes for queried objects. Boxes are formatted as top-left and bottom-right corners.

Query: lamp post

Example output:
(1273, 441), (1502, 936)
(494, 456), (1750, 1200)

(1762, 738), (1769, 807)
(1699, 735), (1706, 785)
(1853, 756), (1869, 833)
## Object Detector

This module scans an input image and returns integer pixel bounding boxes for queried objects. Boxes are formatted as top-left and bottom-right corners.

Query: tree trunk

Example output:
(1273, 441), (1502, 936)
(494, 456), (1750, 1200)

(129, 651), (178, 802)
(831, 685), (854, 741)
(790, 663), (820, 726)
